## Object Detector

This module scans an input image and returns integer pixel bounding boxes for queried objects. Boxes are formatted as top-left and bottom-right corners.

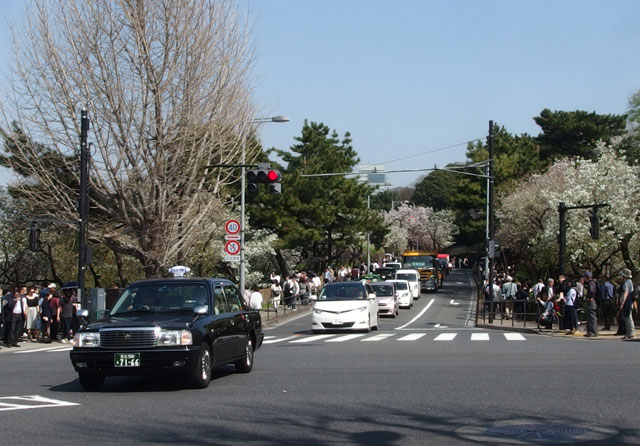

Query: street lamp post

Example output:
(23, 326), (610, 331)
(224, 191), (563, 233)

(239, 115), (289, 295)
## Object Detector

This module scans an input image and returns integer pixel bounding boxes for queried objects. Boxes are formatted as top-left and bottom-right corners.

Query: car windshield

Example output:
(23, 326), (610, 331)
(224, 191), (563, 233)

(393, 282), (408, 290)
(111, 282), (210, 316)
(396, 273), (417, 282)
(371, 285), (394, 297)
(318, 283), (365, 301)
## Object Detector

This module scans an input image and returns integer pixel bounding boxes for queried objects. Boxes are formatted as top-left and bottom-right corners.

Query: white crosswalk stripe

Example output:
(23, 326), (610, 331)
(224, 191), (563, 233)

(325, 334), (366, 342)
(398, 333), (427, 341)
(434, 333), (457, 341)
(504, 333), (526, 341)
(471, 333), (490, 341)
(264, 331), (528, 344)
(361, 334), (395, 342)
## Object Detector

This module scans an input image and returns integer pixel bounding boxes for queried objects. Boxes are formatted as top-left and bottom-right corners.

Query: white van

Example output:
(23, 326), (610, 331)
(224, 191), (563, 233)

(394, 269), (420, 300)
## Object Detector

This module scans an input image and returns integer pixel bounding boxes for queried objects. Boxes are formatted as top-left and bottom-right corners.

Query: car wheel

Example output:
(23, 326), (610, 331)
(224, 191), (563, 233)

(373, 315), (379, 330)
(365, 316), (371, 333)
(190, 343), (212, 389)
(235, 337), (254, 373)
(78, 372), (104, 391)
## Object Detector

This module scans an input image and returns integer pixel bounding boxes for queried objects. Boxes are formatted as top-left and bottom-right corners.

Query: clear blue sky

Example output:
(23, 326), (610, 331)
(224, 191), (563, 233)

(1, 1), (639, 187)
(249, 0), (640, 186)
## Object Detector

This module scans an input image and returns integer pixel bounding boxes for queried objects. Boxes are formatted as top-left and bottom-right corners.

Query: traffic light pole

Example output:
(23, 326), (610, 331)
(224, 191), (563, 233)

(78, 108), (90, 303)
(557, 202), (608, 275)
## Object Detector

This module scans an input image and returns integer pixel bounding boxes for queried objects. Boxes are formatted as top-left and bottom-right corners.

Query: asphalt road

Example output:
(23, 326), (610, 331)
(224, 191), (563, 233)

(1, 269), (639, 446)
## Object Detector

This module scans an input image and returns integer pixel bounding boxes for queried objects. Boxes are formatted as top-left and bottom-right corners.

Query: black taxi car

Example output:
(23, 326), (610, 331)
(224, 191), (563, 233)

(70, 267), (263, 390)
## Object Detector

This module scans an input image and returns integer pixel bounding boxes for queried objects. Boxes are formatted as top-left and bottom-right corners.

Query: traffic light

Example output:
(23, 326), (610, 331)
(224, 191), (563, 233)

(246, 165), (282, 195)
(590, 207), (599, 239)
(29, 224), (41, 251)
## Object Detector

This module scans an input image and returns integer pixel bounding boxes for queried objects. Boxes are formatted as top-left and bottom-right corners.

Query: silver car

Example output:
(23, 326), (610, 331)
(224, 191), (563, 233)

(371, 282), (399, 318)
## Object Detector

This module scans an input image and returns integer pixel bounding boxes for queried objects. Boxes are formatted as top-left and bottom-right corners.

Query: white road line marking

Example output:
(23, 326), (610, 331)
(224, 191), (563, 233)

(263, 336), (297, 344)
(48, 347), (72, 352)
(290, 334), (335, 343)
(264, 336), (276, 340)
(398, 333), (426, 341)
(14, 346), (72, 354)
(0, 395), (80, 412)
(396, 298), (435, 330)
(434, 333), (457, 341)
(471, 333), (490, 341)
(449, 299), (460, 306)
(361, 334), (395, 342)
(325, 334), (366, 342)
(504, 333), (526, 341)
(434, 323), (441, 328)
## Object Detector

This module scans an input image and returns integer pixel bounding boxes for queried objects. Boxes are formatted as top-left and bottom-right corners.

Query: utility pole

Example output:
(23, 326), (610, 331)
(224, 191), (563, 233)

(487, 120), (495, 296)
(78, 108), (89, 303)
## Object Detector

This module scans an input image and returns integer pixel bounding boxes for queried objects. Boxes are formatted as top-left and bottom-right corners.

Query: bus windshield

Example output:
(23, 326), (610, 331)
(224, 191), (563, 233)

(402, 255), (435, 268)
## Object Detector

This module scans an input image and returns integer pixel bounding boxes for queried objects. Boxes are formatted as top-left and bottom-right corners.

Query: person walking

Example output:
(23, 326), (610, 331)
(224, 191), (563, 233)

(57, 287), (77, 343)
(7, 289), (27, 347)
(583, 272), (598, 337)
(598, 275), (614, 331)
(270, 279), (282, 313)
(39, 290), (55, 343)
(249, 285), (263, 310)
(25, 287), (41, 342)
(618, 268), (635, 340)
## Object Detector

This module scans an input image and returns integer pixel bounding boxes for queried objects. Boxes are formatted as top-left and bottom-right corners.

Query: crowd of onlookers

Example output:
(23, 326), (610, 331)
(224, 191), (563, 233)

(1, 282), (79, 348)
(484, 266), (637, 339)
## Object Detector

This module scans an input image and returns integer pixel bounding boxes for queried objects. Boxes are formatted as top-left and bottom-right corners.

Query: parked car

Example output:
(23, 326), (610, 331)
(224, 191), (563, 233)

(371, 282), (399, 318)
(311, 281), (379, 333)
(387, 279), (413, 309)
(70, 267), (263, 390)
(376, 267), (396, 281)
(394, 269), (420, 300)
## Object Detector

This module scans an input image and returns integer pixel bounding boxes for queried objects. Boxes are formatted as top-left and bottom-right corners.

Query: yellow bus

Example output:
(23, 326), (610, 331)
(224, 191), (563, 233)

(401, 250), (440, 292)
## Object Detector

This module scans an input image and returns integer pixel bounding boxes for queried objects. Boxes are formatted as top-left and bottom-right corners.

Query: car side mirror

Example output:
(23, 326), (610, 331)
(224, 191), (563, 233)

(368, 293), (377, 300)
(193, 305), (209, 315)
(77, 309), (89, 318)
(309, 294), (317, 301)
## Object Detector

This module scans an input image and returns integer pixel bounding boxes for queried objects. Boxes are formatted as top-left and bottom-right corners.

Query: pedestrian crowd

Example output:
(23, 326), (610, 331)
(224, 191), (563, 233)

(484, 265), (637, 339)
(1, 282), (79, 349)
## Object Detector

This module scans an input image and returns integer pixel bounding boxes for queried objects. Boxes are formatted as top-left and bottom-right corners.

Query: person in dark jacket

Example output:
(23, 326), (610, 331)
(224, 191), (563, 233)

(39, 290), (55, 343)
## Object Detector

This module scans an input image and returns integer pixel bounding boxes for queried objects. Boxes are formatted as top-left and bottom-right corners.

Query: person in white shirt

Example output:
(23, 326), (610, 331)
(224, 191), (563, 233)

(270, 280), (282, 311)
(249, 286), (263, 310)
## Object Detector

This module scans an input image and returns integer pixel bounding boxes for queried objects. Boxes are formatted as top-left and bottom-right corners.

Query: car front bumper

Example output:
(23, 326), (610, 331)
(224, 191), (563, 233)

(70, 346), (201, 376)
(311, 312), (370, 331)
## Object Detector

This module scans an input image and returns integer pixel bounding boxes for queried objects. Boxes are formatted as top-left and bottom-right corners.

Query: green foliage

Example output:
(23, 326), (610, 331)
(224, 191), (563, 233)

(249, 121), (386, 271)
(534, 108), (627, 164)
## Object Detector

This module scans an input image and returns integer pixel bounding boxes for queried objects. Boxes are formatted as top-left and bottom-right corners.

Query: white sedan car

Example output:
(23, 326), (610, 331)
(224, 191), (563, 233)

(387, 279), (413, 309)
(395, 269), (421, 300)
(311, 282), (379, 333)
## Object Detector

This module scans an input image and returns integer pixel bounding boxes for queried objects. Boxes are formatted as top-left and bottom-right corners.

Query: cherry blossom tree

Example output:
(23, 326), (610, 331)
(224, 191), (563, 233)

(387, 204), (458, 252)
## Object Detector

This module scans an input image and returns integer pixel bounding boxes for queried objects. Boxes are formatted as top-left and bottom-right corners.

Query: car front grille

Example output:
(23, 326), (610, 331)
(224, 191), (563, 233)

(321, 322), (355, 328)
(99, 329), (157, 349)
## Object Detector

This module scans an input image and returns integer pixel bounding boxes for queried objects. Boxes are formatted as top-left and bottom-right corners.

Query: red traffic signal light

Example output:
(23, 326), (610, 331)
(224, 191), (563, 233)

(267, 170), (280, 182)
(246, 167), (282, 194)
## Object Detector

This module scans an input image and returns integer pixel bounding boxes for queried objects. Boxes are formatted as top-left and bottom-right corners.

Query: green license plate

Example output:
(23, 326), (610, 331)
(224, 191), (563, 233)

(114, 353), (140, 367)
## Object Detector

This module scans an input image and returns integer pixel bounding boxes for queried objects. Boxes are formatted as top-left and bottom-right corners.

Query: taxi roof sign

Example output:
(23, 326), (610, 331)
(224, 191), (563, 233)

(168, 265), (191, 277)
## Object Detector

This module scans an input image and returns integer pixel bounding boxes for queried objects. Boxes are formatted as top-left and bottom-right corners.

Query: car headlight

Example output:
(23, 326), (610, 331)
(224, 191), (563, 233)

(352, 306), (368, 313)
(313, 308), (324, 315)
(73, 332), (100, 348)
(157, 329), (193, 346)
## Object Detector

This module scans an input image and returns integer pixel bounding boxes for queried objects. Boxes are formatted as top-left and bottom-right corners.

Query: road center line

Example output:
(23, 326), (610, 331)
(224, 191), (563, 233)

(396, 298), (435, 330)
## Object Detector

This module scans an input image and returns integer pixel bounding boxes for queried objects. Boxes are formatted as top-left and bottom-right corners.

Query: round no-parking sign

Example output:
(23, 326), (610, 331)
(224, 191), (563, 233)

(224, 240), (241, 255)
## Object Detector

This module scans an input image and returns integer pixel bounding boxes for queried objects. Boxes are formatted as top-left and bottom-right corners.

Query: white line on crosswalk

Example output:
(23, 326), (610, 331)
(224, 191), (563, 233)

(434, 333), (457, 341)
(361, 334), (395, 342)
(263, 336), (298, 344)
(264, 336), (276, 340)
(290, 334), (335, 343)
(14, 346), (72, 354)
(471, 333), (490, 341)
(504, 333), (526, 341)
(398, 333), (427, 341)
(325, 334), (366, 342)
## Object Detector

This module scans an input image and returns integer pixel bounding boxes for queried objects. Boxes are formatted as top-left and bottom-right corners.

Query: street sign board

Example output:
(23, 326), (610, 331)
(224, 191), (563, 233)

(224, 255), (240, 262)
(225, 219), (241, 235)
(224, 240), (241, 256)
(224, 234), (241, 240)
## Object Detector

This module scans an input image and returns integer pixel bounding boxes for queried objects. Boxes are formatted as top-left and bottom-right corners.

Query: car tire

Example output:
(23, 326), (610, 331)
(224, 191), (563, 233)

(235, 337), (254, 374)
(78, 372), (105, 391)
(373, 315), (379, 330)
(190, 343), (212, 389)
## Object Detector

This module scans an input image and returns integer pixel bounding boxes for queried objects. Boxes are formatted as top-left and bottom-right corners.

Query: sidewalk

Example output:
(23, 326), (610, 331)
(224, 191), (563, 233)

(476, 316), (639, 340)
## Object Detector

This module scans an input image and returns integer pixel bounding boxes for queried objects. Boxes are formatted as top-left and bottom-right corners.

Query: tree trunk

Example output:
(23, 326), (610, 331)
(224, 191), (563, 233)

(274, 248), (289, 278)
